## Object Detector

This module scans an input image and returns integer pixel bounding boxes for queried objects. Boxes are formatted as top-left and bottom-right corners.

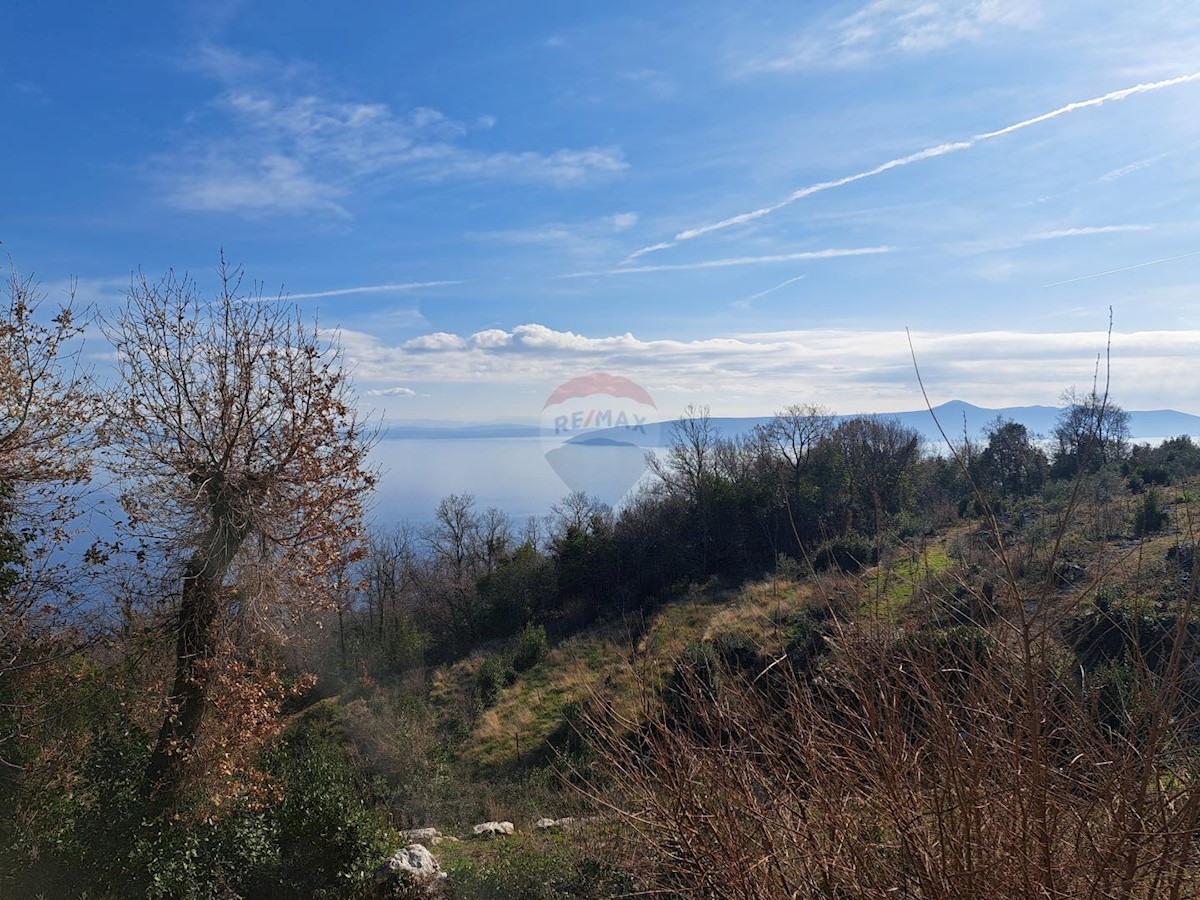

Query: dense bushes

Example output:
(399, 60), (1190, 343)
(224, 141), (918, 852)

(6, 713), (393, 898)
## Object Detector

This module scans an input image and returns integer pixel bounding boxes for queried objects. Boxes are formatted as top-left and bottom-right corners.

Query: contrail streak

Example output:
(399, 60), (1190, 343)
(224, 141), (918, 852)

(733, 274), (806, 309)
(1043, 250), (1200, 287)
(286, 280), (462, 300)
(628, 72), (1200, 261)
(566, 246), (891, 277)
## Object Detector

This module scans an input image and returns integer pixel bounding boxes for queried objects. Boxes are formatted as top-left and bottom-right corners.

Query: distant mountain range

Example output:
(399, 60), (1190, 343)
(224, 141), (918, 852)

(381, 422), (543, 440)
(381, 401), (1200, 447)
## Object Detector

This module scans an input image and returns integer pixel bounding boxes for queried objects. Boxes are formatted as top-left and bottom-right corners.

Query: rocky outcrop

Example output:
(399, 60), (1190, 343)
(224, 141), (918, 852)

(471, 820), (515, 838)
(376, 843), (446, 892)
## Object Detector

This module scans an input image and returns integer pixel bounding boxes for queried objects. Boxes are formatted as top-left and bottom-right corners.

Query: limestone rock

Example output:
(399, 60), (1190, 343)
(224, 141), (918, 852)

(399, 826), (441, 843)
(472, 820), (515, 838)
(378, 843), (446, 885)
(535, 816), (576, 830)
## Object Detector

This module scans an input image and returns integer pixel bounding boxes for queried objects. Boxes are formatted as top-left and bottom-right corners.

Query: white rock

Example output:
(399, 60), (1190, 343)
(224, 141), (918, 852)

(380, 843), (446, 882)
(399, 826), (441, 843)
(535, 816), (577, 830)
(472, 820), (515, 838)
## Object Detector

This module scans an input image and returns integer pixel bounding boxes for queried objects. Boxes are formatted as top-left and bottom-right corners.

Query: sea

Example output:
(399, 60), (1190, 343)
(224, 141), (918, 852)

(369, 436), (660, 528)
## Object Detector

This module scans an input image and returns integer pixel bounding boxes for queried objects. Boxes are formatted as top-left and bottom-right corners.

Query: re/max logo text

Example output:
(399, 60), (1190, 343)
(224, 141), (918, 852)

(554, 409), (647, 434)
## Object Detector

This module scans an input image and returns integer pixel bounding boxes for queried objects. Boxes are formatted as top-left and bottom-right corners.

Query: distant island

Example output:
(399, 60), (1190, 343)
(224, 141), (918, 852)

(380, 400), (1200, 446)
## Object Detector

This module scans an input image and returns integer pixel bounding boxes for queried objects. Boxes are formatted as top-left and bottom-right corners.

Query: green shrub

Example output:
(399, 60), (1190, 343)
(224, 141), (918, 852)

(1087, 661), (1138, 732)
(262, 720), (394, 897)
(893, 626), (996, 678)
(9, 712), (394, 899)
(512, 623), (549, 672)
(445, 832), (635, 899)
(475, 655), (517, 709)
(784, 612), (828, 671)
(1134, 489), (1168, 537)
(813, 534), (878, 573)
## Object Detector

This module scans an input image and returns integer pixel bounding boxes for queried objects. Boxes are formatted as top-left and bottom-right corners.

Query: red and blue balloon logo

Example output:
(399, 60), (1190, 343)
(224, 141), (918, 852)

(540, 373), (661, 504)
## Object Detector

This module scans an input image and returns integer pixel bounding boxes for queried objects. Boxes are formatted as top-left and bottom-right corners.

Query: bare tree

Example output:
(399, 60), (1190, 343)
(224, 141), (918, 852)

(362, 524), (418, 642)
(424, 493), (484, 641)
(0, 264), (99, 734)
(104, 258), (377, 805)
(549, 489), (610, 539)
(1053, 386), (1130, 476)
(479, 506), (513, 574)
(648, 403), (717, 502)
(648, 404), (720, 569)
(753, 402), (834, 494)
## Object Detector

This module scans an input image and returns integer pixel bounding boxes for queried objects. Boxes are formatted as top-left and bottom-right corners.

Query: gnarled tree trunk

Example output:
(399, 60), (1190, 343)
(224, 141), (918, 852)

(146, 505), (249, 805)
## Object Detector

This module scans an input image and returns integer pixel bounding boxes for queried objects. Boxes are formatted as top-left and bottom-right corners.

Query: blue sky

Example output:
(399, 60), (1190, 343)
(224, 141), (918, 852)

(5, 0), (1200, 422)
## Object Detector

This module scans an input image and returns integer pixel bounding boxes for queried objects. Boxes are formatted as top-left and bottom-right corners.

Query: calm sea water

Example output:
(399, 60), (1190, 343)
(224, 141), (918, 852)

(369, 434), (1188, 529)
(369, 437), (660, 528)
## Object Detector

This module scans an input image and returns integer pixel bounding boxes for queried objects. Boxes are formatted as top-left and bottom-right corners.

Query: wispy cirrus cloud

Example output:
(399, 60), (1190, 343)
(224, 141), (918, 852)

(628, 72), (1200, 261)
(481, 212), (640, 259)
(154, 46), (628, 217)
(1030, 224), (1156, 240)
(745, 0), (1044, 72)
(285, 281), (462, 301)
(1044, 249), (1200, 287)
(570, 246), (892, 277)
(366, 386), (417, 397)
(732, 274), (805, 310)
(954, 223), (1159, 256)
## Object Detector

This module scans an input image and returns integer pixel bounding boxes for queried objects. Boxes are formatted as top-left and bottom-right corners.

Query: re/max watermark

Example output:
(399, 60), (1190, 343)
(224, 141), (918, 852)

(553, 408), (649, 434)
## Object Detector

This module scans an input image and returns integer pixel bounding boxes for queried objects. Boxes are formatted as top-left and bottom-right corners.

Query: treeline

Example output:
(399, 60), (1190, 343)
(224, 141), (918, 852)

(331, 395), (1200, 682)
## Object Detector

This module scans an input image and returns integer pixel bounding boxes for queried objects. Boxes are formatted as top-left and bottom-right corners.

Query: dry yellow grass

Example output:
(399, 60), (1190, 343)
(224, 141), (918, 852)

(470, 636), (627, 768)
(703, 578), (813, 653)
(465, 577), (830, 768)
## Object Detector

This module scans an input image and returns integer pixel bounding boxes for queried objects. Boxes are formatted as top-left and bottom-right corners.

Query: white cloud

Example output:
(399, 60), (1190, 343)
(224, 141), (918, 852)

(169, 153), (349, 216)
(403, 332), (469, 351)
(481, 211), (642, 260)
(748, 0), (1044, 71)
(470, 329), (513, 348)
(621, 68), (677, 99)
(366, 386), (416, 397)
(1029, 225), (1155, 241)
(334, 321), (1200, 413)
(435, 147), (626, 184)
(156, 46), (628, 216)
